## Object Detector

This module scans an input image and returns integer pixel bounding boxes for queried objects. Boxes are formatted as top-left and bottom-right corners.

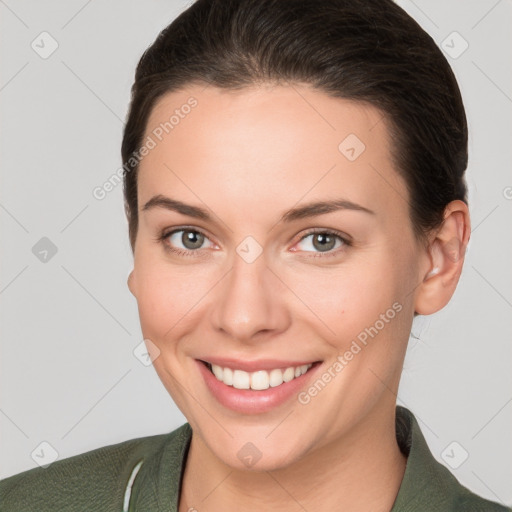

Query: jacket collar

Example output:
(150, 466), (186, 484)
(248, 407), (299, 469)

(391, 406), (466, 511)
(129, 420), (191, 511)
(129, 406), (465, 511)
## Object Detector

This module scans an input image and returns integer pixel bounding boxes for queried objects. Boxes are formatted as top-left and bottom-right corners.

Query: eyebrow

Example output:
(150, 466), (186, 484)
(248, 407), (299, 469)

(141, 194), (375, 223)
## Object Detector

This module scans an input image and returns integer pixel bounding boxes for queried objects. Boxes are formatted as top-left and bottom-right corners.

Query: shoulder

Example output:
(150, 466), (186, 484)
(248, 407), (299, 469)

(454, 491), (512, 512)
(428, 452), (510, 512)
(393, 407), (511, 512)
(0, 426), (187, 512)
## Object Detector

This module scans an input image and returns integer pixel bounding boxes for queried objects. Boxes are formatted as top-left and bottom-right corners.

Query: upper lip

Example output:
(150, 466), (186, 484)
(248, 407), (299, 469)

(198, 357), (321, 372)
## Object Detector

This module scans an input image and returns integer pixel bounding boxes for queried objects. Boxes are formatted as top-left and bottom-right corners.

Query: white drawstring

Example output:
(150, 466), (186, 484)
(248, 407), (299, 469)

(122, 460), (144, 512)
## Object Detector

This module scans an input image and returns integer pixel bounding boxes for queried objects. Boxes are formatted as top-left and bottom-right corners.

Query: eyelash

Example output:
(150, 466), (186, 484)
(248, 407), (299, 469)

(157, 227), (212, 258)
(157, 226), (352, 259)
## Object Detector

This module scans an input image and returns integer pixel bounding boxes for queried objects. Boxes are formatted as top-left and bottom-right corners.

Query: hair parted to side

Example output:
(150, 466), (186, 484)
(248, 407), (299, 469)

(122, 0), (468, 252)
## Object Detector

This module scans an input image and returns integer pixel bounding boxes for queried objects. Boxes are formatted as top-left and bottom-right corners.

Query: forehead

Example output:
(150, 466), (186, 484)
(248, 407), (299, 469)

(138, 84), (408, 225)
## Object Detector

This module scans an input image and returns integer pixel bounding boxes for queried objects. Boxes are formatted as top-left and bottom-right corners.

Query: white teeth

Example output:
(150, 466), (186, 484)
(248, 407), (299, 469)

(212, 364), (223, 380)
(223, 367), (233, 386)
(233, 369), (250, 389)
(209, 363), (313, 390)
(269, 368), (283, 387)
(250, 370), (268, 390)
(282, 367), (295, 382)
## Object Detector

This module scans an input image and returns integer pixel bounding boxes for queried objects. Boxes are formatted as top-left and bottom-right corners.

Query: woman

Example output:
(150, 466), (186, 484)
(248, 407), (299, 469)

(1, 0), (509, 510)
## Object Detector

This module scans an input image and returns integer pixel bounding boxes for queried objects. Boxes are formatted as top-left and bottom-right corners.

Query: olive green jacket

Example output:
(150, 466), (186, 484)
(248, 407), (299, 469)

(1, 407), (509, 511)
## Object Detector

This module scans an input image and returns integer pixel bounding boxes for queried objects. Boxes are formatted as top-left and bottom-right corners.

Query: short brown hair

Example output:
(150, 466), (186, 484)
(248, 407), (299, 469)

(122, 0), (468, 251)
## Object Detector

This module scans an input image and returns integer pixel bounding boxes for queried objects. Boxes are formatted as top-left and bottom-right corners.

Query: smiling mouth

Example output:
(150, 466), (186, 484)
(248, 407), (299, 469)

(199, 360), (321, 391)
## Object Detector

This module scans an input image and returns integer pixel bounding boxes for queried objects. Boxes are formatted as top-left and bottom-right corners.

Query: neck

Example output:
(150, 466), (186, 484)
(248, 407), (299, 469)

(178, 404), (407, 512)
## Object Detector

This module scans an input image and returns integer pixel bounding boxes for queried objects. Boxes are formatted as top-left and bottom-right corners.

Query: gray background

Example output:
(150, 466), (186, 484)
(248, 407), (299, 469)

(1, 0), (511, 506)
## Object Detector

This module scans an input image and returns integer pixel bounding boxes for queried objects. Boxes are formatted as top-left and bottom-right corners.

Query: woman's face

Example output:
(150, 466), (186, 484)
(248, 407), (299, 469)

(129, 84), (429, 470)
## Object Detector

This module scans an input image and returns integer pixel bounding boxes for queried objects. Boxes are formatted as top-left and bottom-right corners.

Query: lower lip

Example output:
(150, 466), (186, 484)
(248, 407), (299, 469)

(196, 360), (322, 414)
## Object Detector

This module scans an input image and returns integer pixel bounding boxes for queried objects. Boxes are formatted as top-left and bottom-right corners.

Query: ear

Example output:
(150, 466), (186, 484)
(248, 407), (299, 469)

(414, 200), (471, 315)
(127, 270), (137, 298)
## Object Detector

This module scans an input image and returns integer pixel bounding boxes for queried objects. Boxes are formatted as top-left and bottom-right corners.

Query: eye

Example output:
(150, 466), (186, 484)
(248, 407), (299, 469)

(160, 228), (215, 256)
(293, 229), (350, 256)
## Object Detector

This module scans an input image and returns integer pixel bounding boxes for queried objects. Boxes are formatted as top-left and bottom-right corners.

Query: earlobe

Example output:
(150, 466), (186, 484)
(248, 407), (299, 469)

(414, 200), (470, 315)
(127, 271), (136, 297)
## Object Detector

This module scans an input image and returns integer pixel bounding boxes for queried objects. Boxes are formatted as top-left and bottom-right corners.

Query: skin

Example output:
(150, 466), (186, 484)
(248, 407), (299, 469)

(127, 83), (470, 511)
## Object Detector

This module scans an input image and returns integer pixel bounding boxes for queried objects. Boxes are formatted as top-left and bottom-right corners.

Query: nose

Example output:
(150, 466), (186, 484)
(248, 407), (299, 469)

(210, 252), (291, 343)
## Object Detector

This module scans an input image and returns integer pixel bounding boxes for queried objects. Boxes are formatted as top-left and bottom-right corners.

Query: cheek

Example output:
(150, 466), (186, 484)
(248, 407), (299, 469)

(133, 253), (223, 345)
(287, 260), (401, 342)
(287, 254), (413, 393)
